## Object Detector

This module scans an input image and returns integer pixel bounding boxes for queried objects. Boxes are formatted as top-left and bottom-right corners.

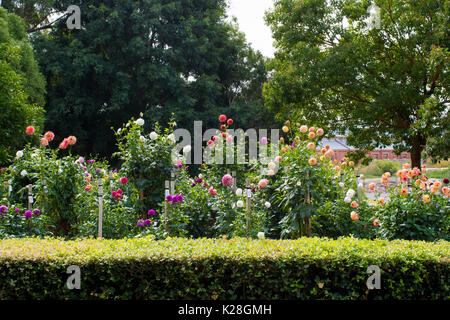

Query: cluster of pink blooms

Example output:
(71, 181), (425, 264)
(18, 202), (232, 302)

(191, 177), (203, 187)
(111, 189), (123, 200)
(206, 115), (235, 147)
(41, 131), (55, 146)
(59, 136), (77, 150)
(166, 194), (184, 206)
(0, 206), (41, 219)
(137, 219), (152, 227)
(25, 126), (58, 148)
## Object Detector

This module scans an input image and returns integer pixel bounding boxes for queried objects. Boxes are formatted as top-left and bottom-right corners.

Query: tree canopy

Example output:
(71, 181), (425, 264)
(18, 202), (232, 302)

(0, 7), (45, 165)
(1, 0), (59, 33)
(30, 0), (274, 158)
(264, 0), (449, 167)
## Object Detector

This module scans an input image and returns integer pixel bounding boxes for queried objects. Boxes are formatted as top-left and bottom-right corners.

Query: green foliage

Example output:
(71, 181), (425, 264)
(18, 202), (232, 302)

(312, 199), (378, 239)
(264, 0), (449, 167)
(113, 115), (177, 213)
(374, 184), (449, 241)
(1, 140), (143, 238)
(0, 7), (46, 105)
(0, 7), (45, 165)
(1, 0), (57, 33)
(166, 158), (272, 239)
(425, 169), (450, 180)
(270, 123), (356, 238)
(0, 203), (48, 238)
(0, 237), (448, 299)
(359, 160), (402, 177)
(32, 0), (271, 159)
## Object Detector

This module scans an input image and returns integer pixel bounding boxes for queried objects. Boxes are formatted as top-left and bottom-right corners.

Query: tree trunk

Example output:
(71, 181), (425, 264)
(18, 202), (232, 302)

(411, 135), (425, 169)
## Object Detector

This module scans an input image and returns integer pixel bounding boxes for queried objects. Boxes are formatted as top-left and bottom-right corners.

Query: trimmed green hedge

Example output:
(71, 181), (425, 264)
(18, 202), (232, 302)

(0, 236), (448, 300)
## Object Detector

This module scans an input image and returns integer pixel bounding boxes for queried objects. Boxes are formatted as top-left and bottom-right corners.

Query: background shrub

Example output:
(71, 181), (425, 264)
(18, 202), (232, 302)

(359, 160), (402, 177)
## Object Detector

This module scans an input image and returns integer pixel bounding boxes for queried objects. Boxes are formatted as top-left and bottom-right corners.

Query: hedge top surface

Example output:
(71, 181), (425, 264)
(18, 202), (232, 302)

(0, 237), (448, 264)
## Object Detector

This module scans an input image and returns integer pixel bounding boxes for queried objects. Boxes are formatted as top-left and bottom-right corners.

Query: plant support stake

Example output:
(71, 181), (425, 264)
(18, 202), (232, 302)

(98, 180), (103, 238)
(304, 172), (311, 237)
(165, 180), (169, 232)
(139, 174), (144, 202)
(232, 171), (237, 193)
(356, 172), (362, 201)
(246, 178), (251, 235)
(28, 184), (33, 211)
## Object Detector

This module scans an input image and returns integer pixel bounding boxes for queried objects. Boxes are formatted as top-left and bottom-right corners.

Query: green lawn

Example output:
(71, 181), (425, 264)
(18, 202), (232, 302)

(426, 169), (450, 180)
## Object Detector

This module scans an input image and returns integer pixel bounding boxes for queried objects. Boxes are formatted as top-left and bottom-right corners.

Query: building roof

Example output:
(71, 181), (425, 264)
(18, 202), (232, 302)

(320, 137), (396, 151)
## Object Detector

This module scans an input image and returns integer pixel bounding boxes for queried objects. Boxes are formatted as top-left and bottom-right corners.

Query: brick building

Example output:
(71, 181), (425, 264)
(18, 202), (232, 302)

(320, 136), (411, 162)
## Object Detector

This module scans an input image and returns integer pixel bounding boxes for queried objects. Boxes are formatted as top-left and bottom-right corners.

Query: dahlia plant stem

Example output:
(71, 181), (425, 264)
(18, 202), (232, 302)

(304, 170), (311, 237)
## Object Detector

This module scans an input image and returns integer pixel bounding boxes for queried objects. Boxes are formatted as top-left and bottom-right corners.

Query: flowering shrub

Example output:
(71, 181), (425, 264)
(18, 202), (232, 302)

(74, 161), (140, 239)
(149, 114), (273, 239)
(311, 199), (378, 239)
(270, 121), (357, 238)
(114, 114), (177, 214)
(0, 114), (448, 242)
(0, 144), (84, 236)
(0, 203), (48, 238)
(1, 127), (143, 238)
(373, 174), (449, 241)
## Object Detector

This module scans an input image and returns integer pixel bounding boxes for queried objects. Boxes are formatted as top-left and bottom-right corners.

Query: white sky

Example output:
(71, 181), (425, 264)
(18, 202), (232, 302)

(226, 0), (275, 58)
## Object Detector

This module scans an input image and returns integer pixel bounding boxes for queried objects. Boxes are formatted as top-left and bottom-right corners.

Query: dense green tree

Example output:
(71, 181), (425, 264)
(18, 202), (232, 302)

(0, 7), (45, 165)
(0, 7), (46, 105)
(264, 0), (449, 168)
(32, 0), (273, 158)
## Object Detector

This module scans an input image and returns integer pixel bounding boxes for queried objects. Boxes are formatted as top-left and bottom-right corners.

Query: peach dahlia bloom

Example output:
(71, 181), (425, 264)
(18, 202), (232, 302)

(308, 157), (317, 166)
(350, 211), (359, 221)
(44, 131), (55, 141)
(67, 136), (77, 145)
(258, 179), (269, 190)
(41, 138), (49, 147)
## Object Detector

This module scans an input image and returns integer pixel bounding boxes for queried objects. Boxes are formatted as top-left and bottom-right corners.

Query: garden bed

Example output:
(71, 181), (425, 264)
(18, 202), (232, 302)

(0, 237), (448, 300)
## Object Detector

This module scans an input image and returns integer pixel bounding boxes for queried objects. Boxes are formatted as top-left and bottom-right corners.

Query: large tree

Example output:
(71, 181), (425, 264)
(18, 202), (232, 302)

(30, 0), (273, 158)
(0, 7), (45, 165)
(264, 0), (449, 168)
